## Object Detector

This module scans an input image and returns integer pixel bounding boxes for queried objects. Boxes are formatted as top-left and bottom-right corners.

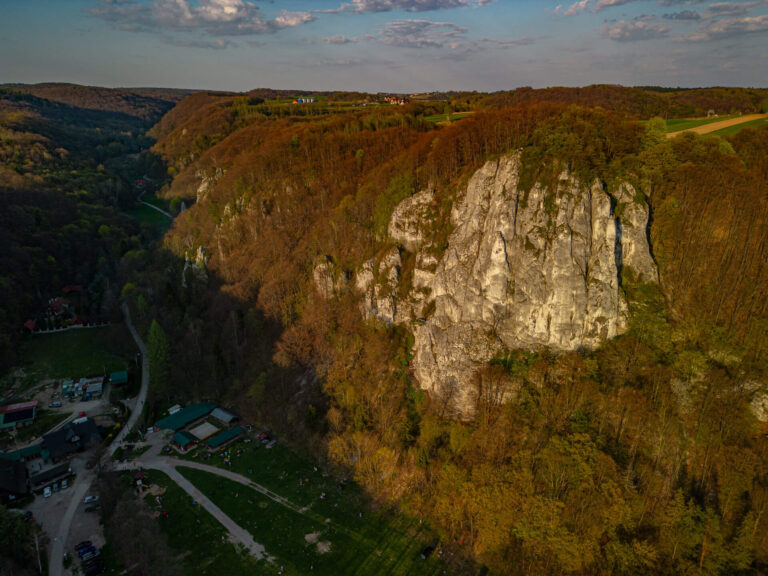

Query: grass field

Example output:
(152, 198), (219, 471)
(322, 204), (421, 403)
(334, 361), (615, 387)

(711, 117), (768, 136)
(664, 115), (739, 133)
(424, 112), (473, 124)
(179, 465), (445, 576)
(127, 203), (172, 230)
(10, 325), (135, 388)
(140, 193), (167, 211)
(143, 470), (268, 576)
(12, 409), (70, 443)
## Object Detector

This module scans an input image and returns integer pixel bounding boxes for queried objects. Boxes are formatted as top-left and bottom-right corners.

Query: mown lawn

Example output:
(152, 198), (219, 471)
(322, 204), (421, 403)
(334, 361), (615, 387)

(12, 325), (134, 386)
(140, 193), (168, 211)
(179, 466), (445, 576)
(127, 203), (172, 231)
(711, 117), (768, 136)
(143, 470), (270, 576)
(664, 115), (738, 132)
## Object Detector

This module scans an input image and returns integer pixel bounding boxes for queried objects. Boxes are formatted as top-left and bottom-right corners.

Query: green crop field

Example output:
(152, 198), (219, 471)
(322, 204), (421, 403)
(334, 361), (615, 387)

(711, 117), (768, 136)
(664, 115), (738, 132)
(179, 466), (445, 576)
(143, 470), (268, 576)
(10, 325), (135, 388)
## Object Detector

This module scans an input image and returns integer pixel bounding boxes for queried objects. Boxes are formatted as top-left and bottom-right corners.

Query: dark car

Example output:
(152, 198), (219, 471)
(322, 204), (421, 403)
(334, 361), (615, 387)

(78, 545), (96, 558)
(420, 539), (439, 560)
(82, 554), (102, 569)
(74, 541), (92, 552)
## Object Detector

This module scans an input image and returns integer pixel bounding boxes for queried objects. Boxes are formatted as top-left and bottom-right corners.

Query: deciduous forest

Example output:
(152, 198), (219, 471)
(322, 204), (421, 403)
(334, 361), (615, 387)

(3, 84), (768, 575)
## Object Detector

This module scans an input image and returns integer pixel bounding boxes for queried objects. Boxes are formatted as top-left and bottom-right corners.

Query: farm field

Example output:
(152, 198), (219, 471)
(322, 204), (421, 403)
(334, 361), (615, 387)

(143, 470), (267, 576)
(664, 115), (738, 132)
(178, 465), (446, 576)
(711, 116), (768, 136)
(10, 325), (134, 387)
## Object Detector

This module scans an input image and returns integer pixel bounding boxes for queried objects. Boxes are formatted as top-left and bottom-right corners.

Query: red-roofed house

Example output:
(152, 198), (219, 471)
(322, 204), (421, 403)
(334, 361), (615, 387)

(0, 400), (38, 429)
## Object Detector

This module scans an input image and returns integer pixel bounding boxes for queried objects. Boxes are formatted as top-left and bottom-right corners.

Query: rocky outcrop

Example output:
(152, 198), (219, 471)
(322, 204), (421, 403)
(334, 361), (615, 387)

(614, 183), (658, 283)
(387, 189), (434, 252)
(196, 167), (223, 202)
(333, 153), (657, 414)
(355, 248), (403, 324)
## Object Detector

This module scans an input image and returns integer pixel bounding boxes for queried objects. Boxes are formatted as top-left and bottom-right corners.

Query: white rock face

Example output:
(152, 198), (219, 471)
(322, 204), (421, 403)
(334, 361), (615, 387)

(384, 154), (656, 414)
(335, 154), (657, 414)
(196, 167), (223, 202)
(614, 183), (658, 283)
(355, 248), (403, 324)
(388, 189), (434, 252)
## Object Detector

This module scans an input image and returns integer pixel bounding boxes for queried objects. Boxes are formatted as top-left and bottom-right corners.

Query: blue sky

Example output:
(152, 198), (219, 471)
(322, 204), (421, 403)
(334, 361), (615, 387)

(1, 0), (767, 91)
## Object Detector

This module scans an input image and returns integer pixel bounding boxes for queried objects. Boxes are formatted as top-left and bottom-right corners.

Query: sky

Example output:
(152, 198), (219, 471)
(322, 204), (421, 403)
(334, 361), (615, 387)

(1, 0), (767, 92)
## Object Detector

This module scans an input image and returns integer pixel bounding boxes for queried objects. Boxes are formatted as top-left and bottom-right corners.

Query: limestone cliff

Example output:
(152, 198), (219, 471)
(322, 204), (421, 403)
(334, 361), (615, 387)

(333, 154), (657, 413)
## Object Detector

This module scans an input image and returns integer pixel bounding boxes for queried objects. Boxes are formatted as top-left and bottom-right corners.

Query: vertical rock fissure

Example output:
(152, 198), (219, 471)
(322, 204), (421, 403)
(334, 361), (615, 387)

(610, 191), (623, 287)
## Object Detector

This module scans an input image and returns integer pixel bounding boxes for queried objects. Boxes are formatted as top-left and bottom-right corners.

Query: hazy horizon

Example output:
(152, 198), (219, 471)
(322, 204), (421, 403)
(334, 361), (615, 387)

(2, 0), (768, 93)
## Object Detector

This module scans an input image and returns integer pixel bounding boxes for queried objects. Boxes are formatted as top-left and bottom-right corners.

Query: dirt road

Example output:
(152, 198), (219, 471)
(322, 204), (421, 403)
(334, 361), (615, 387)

(108, 304), (148, 457)
(667, 113), (768, 138)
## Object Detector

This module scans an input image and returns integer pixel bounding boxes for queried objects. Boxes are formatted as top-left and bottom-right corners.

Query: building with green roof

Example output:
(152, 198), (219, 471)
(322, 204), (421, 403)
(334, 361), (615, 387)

(154, 402), (216, 431)
(110, 371), (128, 386)
(205, 425), (244, 449)
(171, 431), (197, 453)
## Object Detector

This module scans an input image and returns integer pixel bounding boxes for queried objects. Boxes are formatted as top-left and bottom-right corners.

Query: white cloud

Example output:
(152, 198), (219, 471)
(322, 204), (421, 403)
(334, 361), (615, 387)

(368, 19), (468, 48)
(323, 35), (359, 44)
(339, 0), (493, 12)
(601, 18), (671, 41)
(90, 0), (314, 36)
(687, 13), (768, 40)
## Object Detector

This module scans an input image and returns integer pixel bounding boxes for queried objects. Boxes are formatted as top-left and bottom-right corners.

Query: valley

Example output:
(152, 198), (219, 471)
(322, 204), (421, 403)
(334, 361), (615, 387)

(1, 82), (768, 576)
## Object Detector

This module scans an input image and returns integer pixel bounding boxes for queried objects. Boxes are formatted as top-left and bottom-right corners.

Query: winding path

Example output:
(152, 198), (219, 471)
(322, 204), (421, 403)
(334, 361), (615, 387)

(49, 304), (150, 576)
(109, 303), (149, 456)
(137, 190), (173, 219)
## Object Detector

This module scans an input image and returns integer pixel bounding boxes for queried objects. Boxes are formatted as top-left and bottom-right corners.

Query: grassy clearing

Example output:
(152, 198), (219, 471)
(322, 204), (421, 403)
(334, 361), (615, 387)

(664, 115), (738, 133)
(127, 203), (172, 230)
(179, 466), (445, 576)
(12, 409), (70, 443)
(140, 193), (167, 211)
(142, 470), (269, 576)
(424, 112), (473, 124)
(711, 117), (768, 136)
(9, 325), (135, 390)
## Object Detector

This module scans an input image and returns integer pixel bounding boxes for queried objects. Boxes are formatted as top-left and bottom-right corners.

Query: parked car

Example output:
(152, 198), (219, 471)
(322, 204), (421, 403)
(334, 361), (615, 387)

(43, 487), (51, 498)
(74, 540), (92, 552)
(83, 495), (98, 504)
(48, 401), (62, 408)
(78, 545), (95, 558)
(62, 479), (68, 489)
(81, 550), (99, 562)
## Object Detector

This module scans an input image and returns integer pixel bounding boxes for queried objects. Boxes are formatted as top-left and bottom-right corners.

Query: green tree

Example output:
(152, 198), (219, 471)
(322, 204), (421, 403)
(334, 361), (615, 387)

(147, 319), (170, 400)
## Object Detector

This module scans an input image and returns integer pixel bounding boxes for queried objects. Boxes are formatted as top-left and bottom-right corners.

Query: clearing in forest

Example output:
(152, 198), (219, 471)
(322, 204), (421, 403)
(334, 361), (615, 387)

(666, 113), (768, 138)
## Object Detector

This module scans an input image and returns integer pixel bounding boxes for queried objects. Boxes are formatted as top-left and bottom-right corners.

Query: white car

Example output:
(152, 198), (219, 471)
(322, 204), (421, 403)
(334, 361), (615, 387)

(43, 487), (52, 498)
(83, 495), (98, 504)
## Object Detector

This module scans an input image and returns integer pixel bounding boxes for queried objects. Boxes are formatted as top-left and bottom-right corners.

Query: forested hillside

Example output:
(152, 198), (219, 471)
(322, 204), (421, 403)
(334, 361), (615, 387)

(0, 85), (183, 370)
(116, 86), (768, 574)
